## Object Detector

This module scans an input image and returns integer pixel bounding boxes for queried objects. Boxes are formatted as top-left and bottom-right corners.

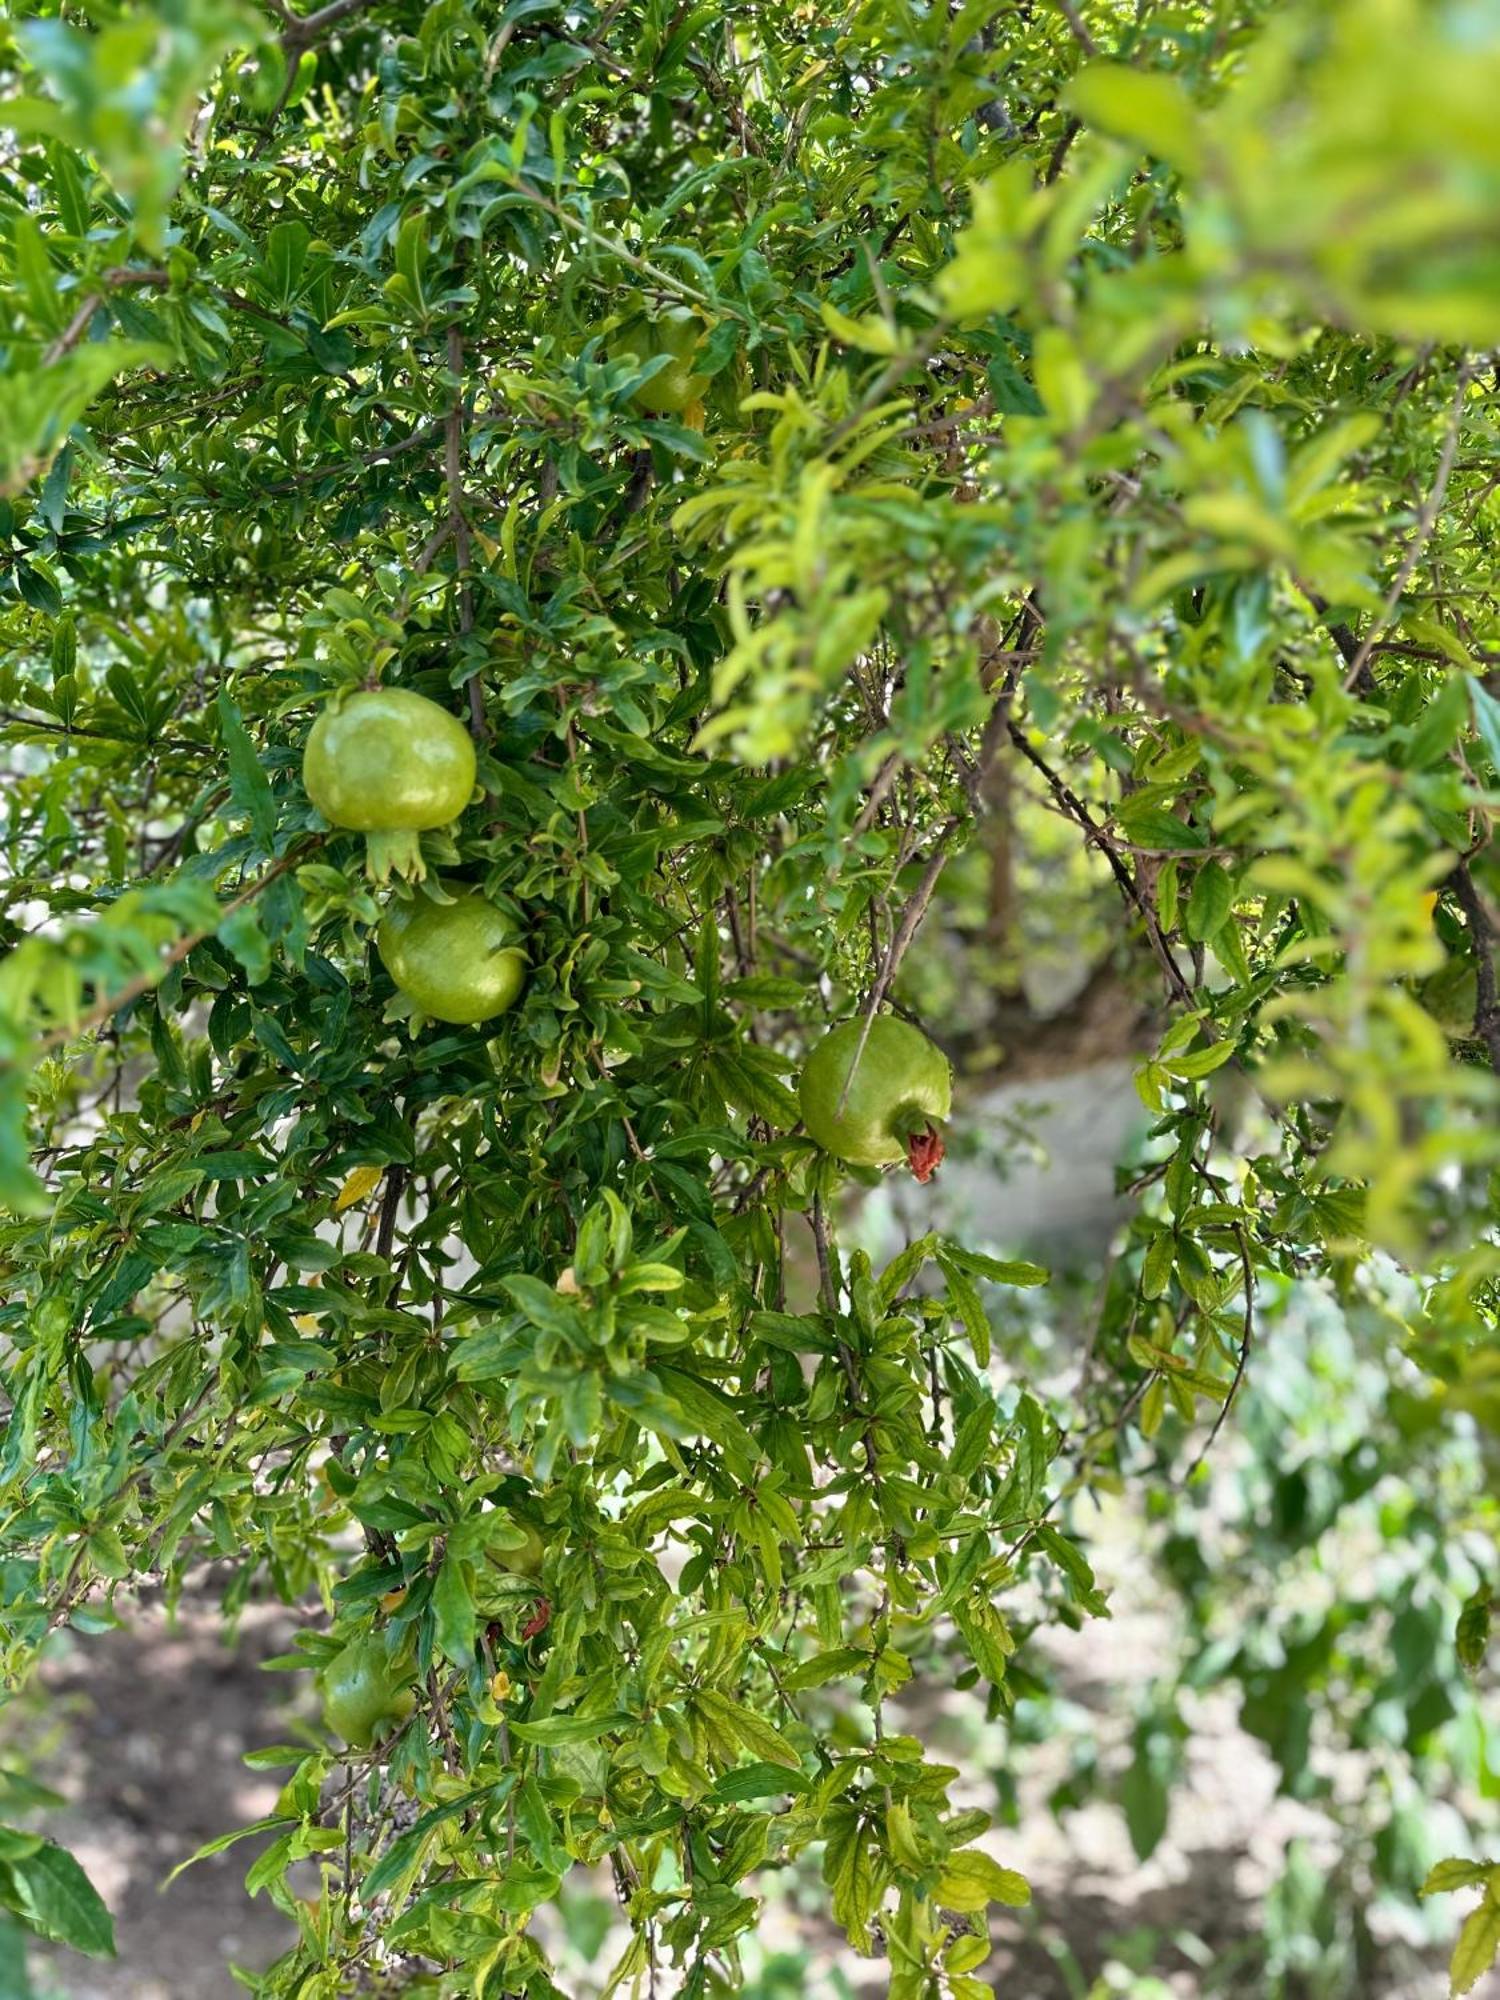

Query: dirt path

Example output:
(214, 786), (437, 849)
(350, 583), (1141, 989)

(25, 1602), (301, 1999)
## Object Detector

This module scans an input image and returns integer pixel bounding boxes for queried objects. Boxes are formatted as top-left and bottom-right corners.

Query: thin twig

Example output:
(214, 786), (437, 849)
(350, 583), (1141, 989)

(1006, 719), (1196, 1009)
(850, 752), (901, 838)
(444, 322), (487, 742)
(504, 176), (745, 321)
(1053, 0), (1099, 55)
(1345, 361), (1475, 689)
(1045, 115), (1082, 184)
(836, 817), (961, 1115)
(826, 329), (943, 450)
(250, 423), (442, 499)
(1447, 857), (1500, 1076)
(281, 0), (376, 44)
(42, 268), (170, 365)
(1185, 1226), (1255, 1479)
(18, 841), (316, 1066)
(810, 1193), (838, 1317)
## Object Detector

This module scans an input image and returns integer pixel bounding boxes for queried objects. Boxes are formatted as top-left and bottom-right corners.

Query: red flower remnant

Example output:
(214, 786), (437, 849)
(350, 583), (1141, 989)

(521, 1597), (551, 1640)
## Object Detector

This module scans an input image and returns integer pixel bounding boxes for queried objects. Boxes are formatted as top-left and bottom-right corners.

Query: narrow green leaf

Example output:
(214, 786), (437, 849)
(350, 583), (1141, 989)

(432, 1553), (476, 1666)
(1451, 1891), (1500, 1997)
(934, 1848), (1031, 1913)
(162, 1818), (298, 1887)
(507, 1712), (633, 1745)
(695, 1687), (801, 1769)
(0, 1838), (115, 1958)
(709, 1761), (811, 1802)
(1423, 1859), (1496, 1897)
(1185, 860), (1232, 943)
(941, 1243), (1049, 1288)
(216, 693), (278, 853)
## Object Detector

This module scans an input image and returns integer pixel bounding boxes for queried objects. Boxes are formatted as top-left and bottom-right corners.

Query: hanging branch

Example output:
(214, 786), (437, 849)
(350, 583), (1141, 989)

(1185, 1227), (1257, 1479)
(20, 841), (317, 1065)
(1448, 857), (1500, 1077)
(1005, 717), (1197, 1010)
(42, 268), (170, 365)
(1344, 361), (1476, 689)
(836, 816), (963, 1115)
(445, 321), (487, 743)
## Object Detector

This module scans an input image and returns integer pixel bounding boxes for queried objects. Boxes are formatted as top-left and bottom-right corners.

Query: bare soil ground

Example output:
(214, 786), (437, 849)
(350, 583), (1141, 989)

(23, 1602), (302, 1999)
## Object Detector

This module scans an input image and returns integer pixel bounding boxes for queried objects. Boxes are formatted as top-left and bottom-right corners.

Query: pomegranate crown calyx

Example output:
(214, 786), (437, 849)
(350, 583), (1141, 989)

(890, 1101), (947, 1182)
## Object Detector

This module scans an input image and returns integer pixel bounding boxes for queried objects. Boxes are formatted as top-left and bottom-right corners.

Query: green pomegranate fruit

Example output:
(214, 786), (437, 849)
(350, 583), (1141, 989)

(501, 1521), (545, 1577)
(620, 305), (709, 415)
(320, 1635), (415, 1751)
(490, 1519), (545, 1579)
(302, 688), (476, 833)
(798, 1016), (951, 1181)
(1418, 956), (1479, 1037)
(377, 888), (527, 1025)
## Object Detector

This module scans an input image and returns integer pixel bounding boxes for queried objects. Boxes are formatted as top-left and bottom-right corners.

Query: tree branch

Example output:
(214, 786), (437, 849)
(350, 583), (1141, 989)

(1006, 718), (1197, 1009)
(445, 322), (486, 742)
(281, 0), (378, 45)
(1053, 0), (1099, 55)
(1344, 360), (1475, 690)
(375, 1164), (409, 1263)
(1185, 1226), (1255, 1478)
(1447, 857), (1500, 1076)
(42, 268), (170, 365)
(837, 817), (963, 1114)
(20, 842), (317, 1065)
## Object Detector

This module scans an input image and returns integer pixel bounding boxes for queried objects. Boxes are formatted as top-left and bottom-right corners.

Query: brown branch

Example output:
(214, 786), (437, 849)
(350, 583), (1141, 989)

(281, 0), (377, 44)
(1006, 718), (1196, 1009)
(444, 322), (487, 743)
(0, 710), (196, 754)
(252, 422), (441, 498)
(42, 268), (170, 365)
(836, 817), (962, 1115)
(1053, 0), (1099, 56)
(850, 752), (901, 837)
(683, 53), (765, 156)
(375, 1165), (409, 1264)
(1185, 1226), (1255, 1479)
(896, 393), (995, 443)
(1447, 857), (1500, 1076)
(1045, 116), (1082, 184)
(872, 826), (959, 998)
(1296, 585), (1375, 695)
(19, 841), (317, 1066)
(1344, 360), (1475, 690)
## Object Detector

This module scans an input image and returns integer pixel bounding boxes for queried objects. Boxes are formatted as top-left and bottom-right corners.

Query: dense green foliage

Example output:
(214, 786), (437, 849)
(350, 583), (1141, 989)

(1, 0), (1498, 1993)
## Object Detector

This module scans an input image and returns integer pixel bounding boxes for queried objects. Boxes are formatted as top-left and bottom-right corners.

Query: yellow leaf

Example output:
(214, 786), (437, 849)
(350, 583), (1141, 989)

(336, 1164), (383, 1211)
(935, 1850), (1031, 1912)
(1451, 1890), (1500, 1996)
